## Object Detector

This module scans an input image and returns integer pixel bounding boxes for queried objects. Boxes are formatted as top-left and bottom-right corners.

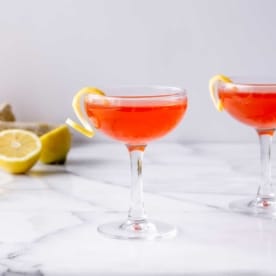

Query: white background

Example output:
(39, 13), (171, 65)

(0, 0), (276, 142)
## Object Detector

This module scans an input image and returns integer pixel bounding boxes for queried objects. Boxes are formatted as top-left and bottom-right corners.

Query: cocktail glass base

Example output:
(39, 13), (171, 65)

(229, 197), (276, 218)
(97, 219), (177, 240)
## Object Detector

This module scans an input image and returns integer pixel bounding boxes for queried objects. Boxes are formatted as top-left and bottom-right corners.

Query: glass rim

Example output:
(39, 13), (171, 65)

(221, 76), (276, 90)
(85, 85), (187, 101)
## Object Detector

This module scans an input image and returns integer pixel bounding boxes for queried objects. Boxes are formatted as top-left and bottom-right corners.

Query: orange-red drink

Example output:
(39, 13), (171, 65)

(218, 89), (276, 130)
(209, 74), (276, 219)
(68, 85), (188, 240)
(85, 96), (188, 144)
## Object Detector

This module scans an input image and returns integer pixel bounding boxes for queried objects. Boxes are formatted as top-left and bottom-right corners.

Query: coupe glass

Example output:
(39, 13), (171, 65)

(69, 86), (188, 239)
(212, 77), (276, 218)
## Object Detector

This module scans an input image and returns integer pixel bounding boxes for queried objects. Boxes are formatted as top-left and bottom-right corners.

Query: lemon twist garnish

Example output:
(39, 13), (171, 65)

(66, 87), (105, 137)
(209, 74), (232, 111)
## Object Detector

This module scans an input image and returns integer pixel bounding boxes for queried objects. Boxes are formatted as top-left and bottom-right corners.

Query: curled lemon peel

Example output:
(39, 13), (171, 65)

(66, 87), (105, 137)
(209, 75), (232, 111)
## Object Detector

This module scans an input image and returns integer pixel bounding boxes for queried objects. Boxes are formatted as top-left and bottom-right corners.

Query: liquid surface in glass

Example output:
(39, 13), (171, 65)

(219, 88), (276, 129)
(85, 96), (188, 144)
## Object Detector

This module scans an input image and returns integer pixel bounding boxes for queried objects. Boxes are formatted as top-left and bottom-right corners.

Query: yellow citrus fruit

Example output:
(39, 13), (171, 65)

(40, 124), (71, 164)
(66, 87), (105, 137)
(209, 74), (232, 111)
(0, 129), (41, 174)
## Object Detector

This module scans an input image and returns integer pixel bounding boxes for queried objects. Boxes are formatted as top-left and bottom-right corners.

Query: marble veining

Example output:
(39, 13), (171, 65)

(0, 142), (275, 275)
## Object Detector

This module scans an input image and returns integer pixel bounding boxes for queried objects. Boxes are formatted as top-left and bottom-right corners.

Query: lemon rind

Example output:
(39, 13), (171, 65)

(209, 75), (232, 111)
(66, 87), (105, 137)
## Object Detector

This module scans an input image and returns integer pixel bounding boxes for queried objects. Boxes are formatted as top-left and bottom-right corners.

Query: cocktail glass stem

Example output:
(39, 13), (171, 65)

(256, 131), (275, 204)
(119, 144), (152, 232)
(97, 143), (177, 239)
(230, 130), (276, 215)
(127, 144), (147, 222)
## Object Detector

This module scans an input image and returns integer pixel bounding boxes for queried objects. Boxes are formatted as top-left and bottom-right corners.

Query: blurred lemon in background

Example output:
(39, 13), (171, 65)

(40, 124), (71, 164)
(0, 129), (41, 174)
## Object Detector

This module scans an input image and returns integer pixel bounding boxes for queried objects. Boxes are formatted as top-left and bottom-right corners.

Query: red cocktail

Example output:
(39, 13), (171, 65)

(67, 86), (188, 239)
(218, 89), (276, 131)
(210, 75), (276, 218)
(85, 95), (187, 144)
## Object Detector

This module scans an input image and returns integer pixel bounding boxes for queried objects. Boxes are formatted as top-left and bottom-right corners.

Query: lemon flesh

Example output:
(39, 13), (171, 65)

(209, 74), (232, 111)
(66, 87), (105, 137)
(0, 129), (41, 174)
(39, 124), (71, 164)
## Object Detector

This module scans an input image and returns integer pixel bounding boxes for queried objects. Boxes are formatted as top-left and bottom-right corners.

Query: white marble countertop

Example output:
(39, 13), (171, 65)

(0, 142), (275, 275)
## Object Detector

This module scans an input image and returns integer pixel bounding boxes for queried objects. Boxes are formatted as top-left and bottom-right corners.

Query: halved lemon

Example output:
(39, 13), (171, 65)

(66, 87), (105, 137)
(40, 124), (71, 164)
(209, 74), (232, 111)
(0, 129), (41, 174)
